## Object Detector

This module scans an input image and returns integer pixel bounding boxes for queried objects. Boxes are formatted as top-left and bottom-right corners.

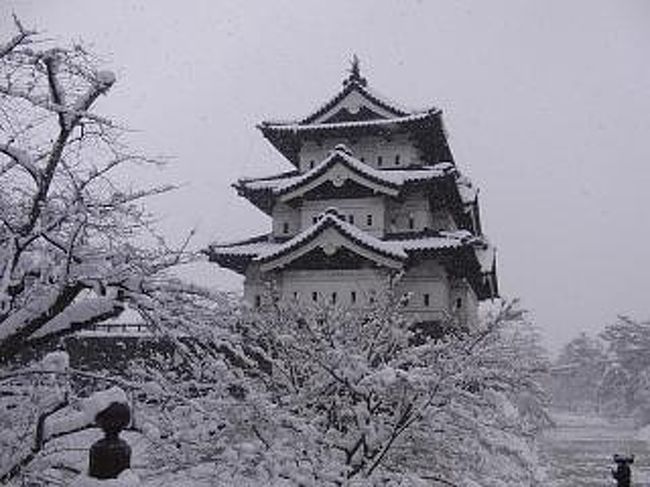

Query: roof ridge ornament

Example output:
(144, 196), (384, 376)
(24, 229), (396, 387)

(343, 54), (367, 88)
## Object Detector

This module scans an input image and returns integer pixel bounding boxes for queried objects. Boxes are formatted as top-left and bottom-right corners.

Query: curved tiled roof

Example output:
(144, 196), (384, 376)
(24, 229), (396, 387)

(257, 210), (407, 263)
(262, 110), (436, 132)
(236, 146), (454, 196)
(207, 212), (482, 263)
(205, 210), (496, 299)
(262, 66), (425, 127)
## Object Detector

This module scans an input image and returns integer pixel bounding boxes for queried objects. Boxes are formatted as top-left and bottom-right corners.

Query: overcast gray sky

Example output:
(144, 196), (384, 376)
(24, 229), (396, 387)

(3, 0), (649, 352)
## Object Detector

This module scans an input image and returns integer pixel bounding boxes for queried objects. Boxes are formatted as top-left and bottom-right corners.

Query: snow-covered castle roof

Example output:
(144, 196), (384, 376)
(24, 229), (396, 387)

(257, 59), (454, 166)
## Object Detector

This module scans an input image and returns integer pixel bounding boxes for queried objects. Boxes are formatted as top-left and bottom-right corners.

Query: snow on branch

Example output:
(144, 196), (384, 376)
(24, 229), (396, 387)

(0, 143), (41, 183)
(0, 15), (36, 59)
(30, 295), (123, 339)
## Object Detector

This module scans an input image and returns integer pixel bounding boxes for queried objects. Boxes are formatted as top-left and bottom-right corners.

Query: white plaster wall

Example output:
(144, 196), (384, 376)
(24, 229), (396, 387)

(301, 197), (386, 237)
(396, 259), (451, 322)
(450, 277), (479, 328)
(278, 268), (392, 307)
(243, 263), (271, 305)
(272, 202), (301, 238)
(386, 190), (432, 233)
(244, 258), (478, 328)
(430, 209), (458, 232)
(299, 133), (422, 172)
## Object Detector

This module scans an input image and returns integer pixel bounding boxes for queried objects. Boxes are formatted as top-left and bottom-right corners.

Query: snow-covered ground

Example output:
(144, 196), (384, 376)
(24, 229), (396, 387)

(541, 410), (650, 486)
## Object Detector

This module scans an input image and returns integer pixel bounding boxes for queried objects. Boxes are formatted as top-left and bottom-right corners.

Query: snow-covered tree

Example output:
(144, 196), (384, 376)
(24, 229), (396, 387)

(128, 297), (549, 486)
(0, 17), (192, 364)
(600, 316), (650, 424)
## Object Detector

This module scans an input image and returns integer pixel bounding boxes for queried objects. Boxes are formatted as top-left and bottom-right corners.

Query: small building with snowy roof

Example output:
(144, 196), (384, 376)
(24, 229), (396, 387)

(206, 58), (498, 329)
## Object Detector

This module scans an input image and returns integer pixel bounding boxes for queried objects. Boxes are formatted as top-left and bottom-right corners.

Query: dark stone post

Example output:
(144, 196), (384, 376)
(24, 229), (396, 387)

(611, 454), (633, 487)
(88, 401), (132, 479)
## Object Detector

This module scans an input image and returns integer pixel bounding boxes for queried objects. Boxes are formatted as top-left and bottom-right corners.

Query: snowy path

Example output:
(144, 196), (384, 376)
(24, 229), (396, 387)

(541, 411), (650, 486)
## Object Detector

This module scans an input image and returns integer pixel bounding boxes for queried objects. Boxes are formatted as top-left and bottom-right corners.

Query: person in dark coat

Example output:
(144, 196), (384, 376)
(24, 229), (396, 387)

(611, 454), (633, 487)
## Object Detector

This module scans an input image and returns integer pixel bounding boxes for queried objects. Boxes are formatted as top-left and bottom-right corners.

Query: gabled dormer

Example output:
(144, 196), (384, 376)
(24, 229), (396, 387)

(301, 56), (411, 125)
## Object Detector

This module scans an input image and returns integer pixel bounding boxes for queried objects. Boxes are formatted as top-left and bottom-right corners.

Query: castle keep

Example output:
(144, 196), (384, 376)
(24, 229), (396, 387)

(207, 60), (498, 328)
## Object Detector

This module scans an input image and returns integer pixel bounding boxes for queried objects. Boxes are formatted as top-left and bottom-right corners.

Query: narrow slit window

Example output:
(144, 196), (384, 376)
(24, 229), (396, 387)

(351, 291), (357, 304)
(293, 291), (299, 300)
(377, 156), (383, 167)
(395, 154), (401, 166)
(408, 216), (415, 230)
(255, 295), (261, 308)
(282, 222), (289, 234)
(366, 214), (373, 227)
(309, 160), (315, 169)
(331, 292), (337, 304)
(424, 293), (430, 307)
(348, 214), (355, 224)
(360, 156), (365, 162)
(312, 216), (318, 225)
(456, 297), (463, 309)
(312, 291), (318, 302)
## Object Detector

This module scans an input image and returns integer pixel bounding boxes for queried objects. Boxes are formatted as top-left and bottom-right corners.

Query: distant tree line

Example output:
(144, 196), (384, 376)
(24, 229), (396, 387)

(550, 316), (650, 425)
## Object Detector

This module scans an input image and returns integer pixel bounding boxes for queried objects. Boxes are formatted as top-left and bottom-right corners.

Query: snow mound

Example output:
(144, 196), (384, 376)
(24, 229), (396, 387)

(41, 350), (70, 371)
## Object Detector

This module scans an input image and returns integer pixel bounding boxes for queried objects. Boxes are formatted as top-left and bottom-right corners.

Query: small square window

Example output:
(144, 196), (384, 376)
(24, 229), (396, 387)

(424, 293), (430, 306)
(360, 156), (365, 162)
